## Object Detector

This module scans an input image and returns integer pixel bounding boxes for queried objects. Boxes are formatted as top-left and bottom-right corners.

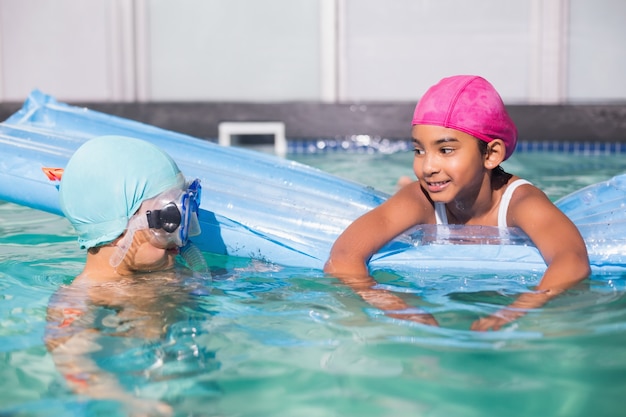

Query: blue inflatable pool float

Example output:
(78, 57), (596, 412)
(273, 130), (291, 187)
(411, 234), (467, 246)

(1, 90), (625, 273)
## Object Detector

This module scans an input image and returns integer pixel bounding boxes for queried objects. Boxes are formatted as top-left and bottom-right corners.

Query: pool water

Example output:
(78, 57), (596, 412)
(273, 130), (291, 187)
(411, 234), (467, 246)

(293, 149), (626, 197)
(1, 150), (626, 417)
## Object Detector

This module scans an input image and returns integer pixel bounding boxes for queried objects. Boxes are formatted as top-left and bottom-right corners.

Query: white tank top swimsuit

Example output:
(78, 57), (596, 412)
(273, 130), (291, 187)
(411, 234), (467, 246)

(434, 179), (531, 227)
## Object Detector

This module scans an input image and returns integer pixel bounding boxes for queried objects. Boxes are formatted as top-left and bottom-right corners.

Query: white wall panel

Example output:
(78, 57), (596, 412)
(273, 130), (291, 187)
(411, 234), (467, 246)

(0, 0), (625, 104)
(341, 0), (530, 102)
(0, 0), (134, 102)
(568, 0), (626, 101)
(146, 0), (321, 101)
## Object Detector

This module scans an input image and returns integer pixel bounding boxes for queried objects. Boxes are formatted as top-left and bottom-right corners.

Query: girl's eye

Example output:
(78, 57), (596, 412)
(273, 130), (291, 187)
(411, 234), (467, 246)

(441, 147), (454, 154)
(413, 148), (425, 156)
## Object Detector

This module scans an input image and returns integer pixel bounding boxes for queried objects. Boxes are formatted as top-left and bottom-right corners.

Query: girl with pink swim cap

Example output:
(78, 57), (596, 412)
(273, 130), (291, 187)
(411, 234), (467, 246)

(325, 75), (590, 331)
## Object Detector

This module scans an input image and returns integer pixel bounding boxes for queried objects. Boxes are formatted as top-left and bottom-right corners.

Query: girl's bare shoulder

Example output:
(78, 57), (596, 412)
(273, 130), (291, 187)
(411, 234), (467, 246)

(506, 176), (548, 201)
(383, 181), (436, 224)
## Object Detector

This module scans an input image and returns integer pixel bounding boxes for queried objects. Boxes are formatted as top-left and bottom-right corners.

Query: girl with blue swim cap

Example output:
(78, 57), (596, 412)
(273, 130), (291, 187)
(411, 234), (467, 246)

(58, 135), (202, 278)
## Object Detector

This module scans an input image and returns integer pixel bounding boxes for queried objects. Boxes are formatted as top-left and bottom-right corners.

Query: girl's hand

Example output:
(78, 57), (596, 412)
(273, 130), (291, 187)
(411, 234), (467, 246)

(387, 310), (439, 327)
(470, 290), (559, 331)
(470, 309), (526, 331)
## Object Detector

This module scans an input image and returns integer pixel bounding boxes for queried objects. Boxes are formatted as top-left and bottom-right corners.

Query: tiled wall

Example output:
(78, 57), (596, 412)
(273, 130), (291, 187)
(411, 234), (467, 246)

(1, 0), (626, 104)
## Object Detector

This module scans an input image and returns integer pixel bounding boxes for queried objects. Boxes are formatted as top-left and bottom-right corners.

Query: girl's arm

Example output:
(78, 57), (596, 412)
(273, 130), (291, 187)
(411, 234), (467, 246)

(471, 185), (590, 331)
(325, 183), (439, 325)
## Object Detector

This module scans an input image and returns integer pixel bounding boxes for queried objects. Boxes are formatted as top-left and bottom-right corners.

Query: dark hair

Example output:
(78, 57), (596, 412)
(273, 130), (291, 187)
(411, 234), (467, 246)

(88, 246), (101, 255)
(477, 139), (510, 188)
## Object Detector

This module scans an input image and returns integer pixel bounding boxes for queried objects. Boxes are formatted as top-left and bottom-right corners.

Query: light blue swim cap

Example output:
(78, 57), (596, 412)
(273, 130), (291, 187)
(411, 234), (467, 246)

(59, 135), (186, 249)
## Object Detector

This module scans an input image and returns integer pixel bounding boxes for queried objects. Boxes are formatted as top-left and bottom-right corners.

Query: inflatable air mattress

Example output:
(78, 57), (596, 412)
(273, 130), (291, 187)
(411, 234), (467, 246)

(1, 90), (625, 273)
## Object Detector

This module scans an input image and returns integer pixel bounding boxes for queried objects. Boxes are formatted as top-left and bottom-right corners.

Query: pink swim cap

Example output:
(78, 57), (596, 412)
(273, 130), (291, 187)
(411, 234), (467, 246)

(412, 75), (518, 160)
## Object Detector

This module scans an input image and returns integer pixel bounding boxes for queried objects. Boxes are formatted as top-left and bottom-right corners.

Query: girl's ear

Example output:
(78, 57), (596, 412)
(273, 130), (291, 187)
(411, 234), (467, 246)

(484, 139), (506, 169)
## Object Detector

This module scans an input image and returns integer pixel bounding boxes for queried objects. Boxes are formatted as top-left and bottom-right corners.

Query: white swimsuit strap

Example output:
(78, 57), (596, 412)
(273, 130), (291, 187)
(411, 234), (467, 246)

(434, 179), (531, 227)
(434, 202), (448, 225)
(497, 179), (532, 227)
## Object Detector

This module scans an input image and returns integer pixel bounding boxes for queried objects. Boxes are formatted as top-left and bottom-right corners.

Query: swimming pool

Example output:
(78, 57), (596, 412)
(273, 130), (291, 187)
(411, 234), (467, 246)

(1, 148), (625, 417)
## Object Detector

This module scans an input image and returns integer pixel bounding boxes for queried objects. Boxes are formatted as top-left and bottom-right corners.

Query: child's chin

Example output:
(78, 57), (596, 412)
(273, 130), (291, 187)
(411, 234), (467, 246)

(136, 254), (176, 272)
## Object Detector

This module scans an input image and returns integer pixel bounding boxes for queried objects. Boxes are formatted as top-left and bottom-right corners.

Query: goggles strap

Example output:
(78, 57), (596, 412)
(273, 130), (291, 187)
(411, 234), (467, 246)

(108, 214), (148, 268)
(109, 229), (136, 268)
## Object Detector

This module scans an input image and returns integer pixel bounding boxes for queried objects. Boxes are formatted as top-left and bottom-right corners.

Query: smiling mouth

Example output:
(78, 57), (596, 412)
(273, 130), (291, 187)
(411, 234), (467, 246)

(425, 180), (450, 192)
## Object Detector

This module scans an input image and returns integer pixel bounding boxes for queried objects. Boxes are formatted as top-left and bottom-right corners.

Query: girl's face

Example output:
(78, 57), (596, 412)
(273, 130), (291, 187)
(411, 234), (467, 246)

(411, 124), (488, 203)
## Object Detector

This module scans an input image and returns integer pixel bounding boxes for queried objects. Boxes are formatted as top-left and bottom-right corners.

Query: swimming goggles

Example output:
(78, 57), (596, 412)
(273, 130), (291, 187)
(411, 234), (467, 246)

(110, 179), (202, 267)
(145, 178), (202, 248)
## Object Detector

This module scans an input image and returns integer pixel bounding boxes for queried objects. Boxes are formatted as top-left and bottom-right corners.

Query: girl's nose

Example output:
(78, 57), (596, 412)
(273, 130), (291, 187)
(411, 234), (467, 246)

(419, 153), (439, 175)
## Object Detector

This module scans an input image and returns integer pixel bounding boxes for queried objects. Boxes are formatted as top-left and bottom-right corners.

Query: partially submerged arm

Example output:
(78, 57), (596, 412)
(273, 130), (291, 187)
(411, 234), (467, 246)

(45, 283), (174, 416)
(471, 184), (591, 331)
(325, 183), (438, 325)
